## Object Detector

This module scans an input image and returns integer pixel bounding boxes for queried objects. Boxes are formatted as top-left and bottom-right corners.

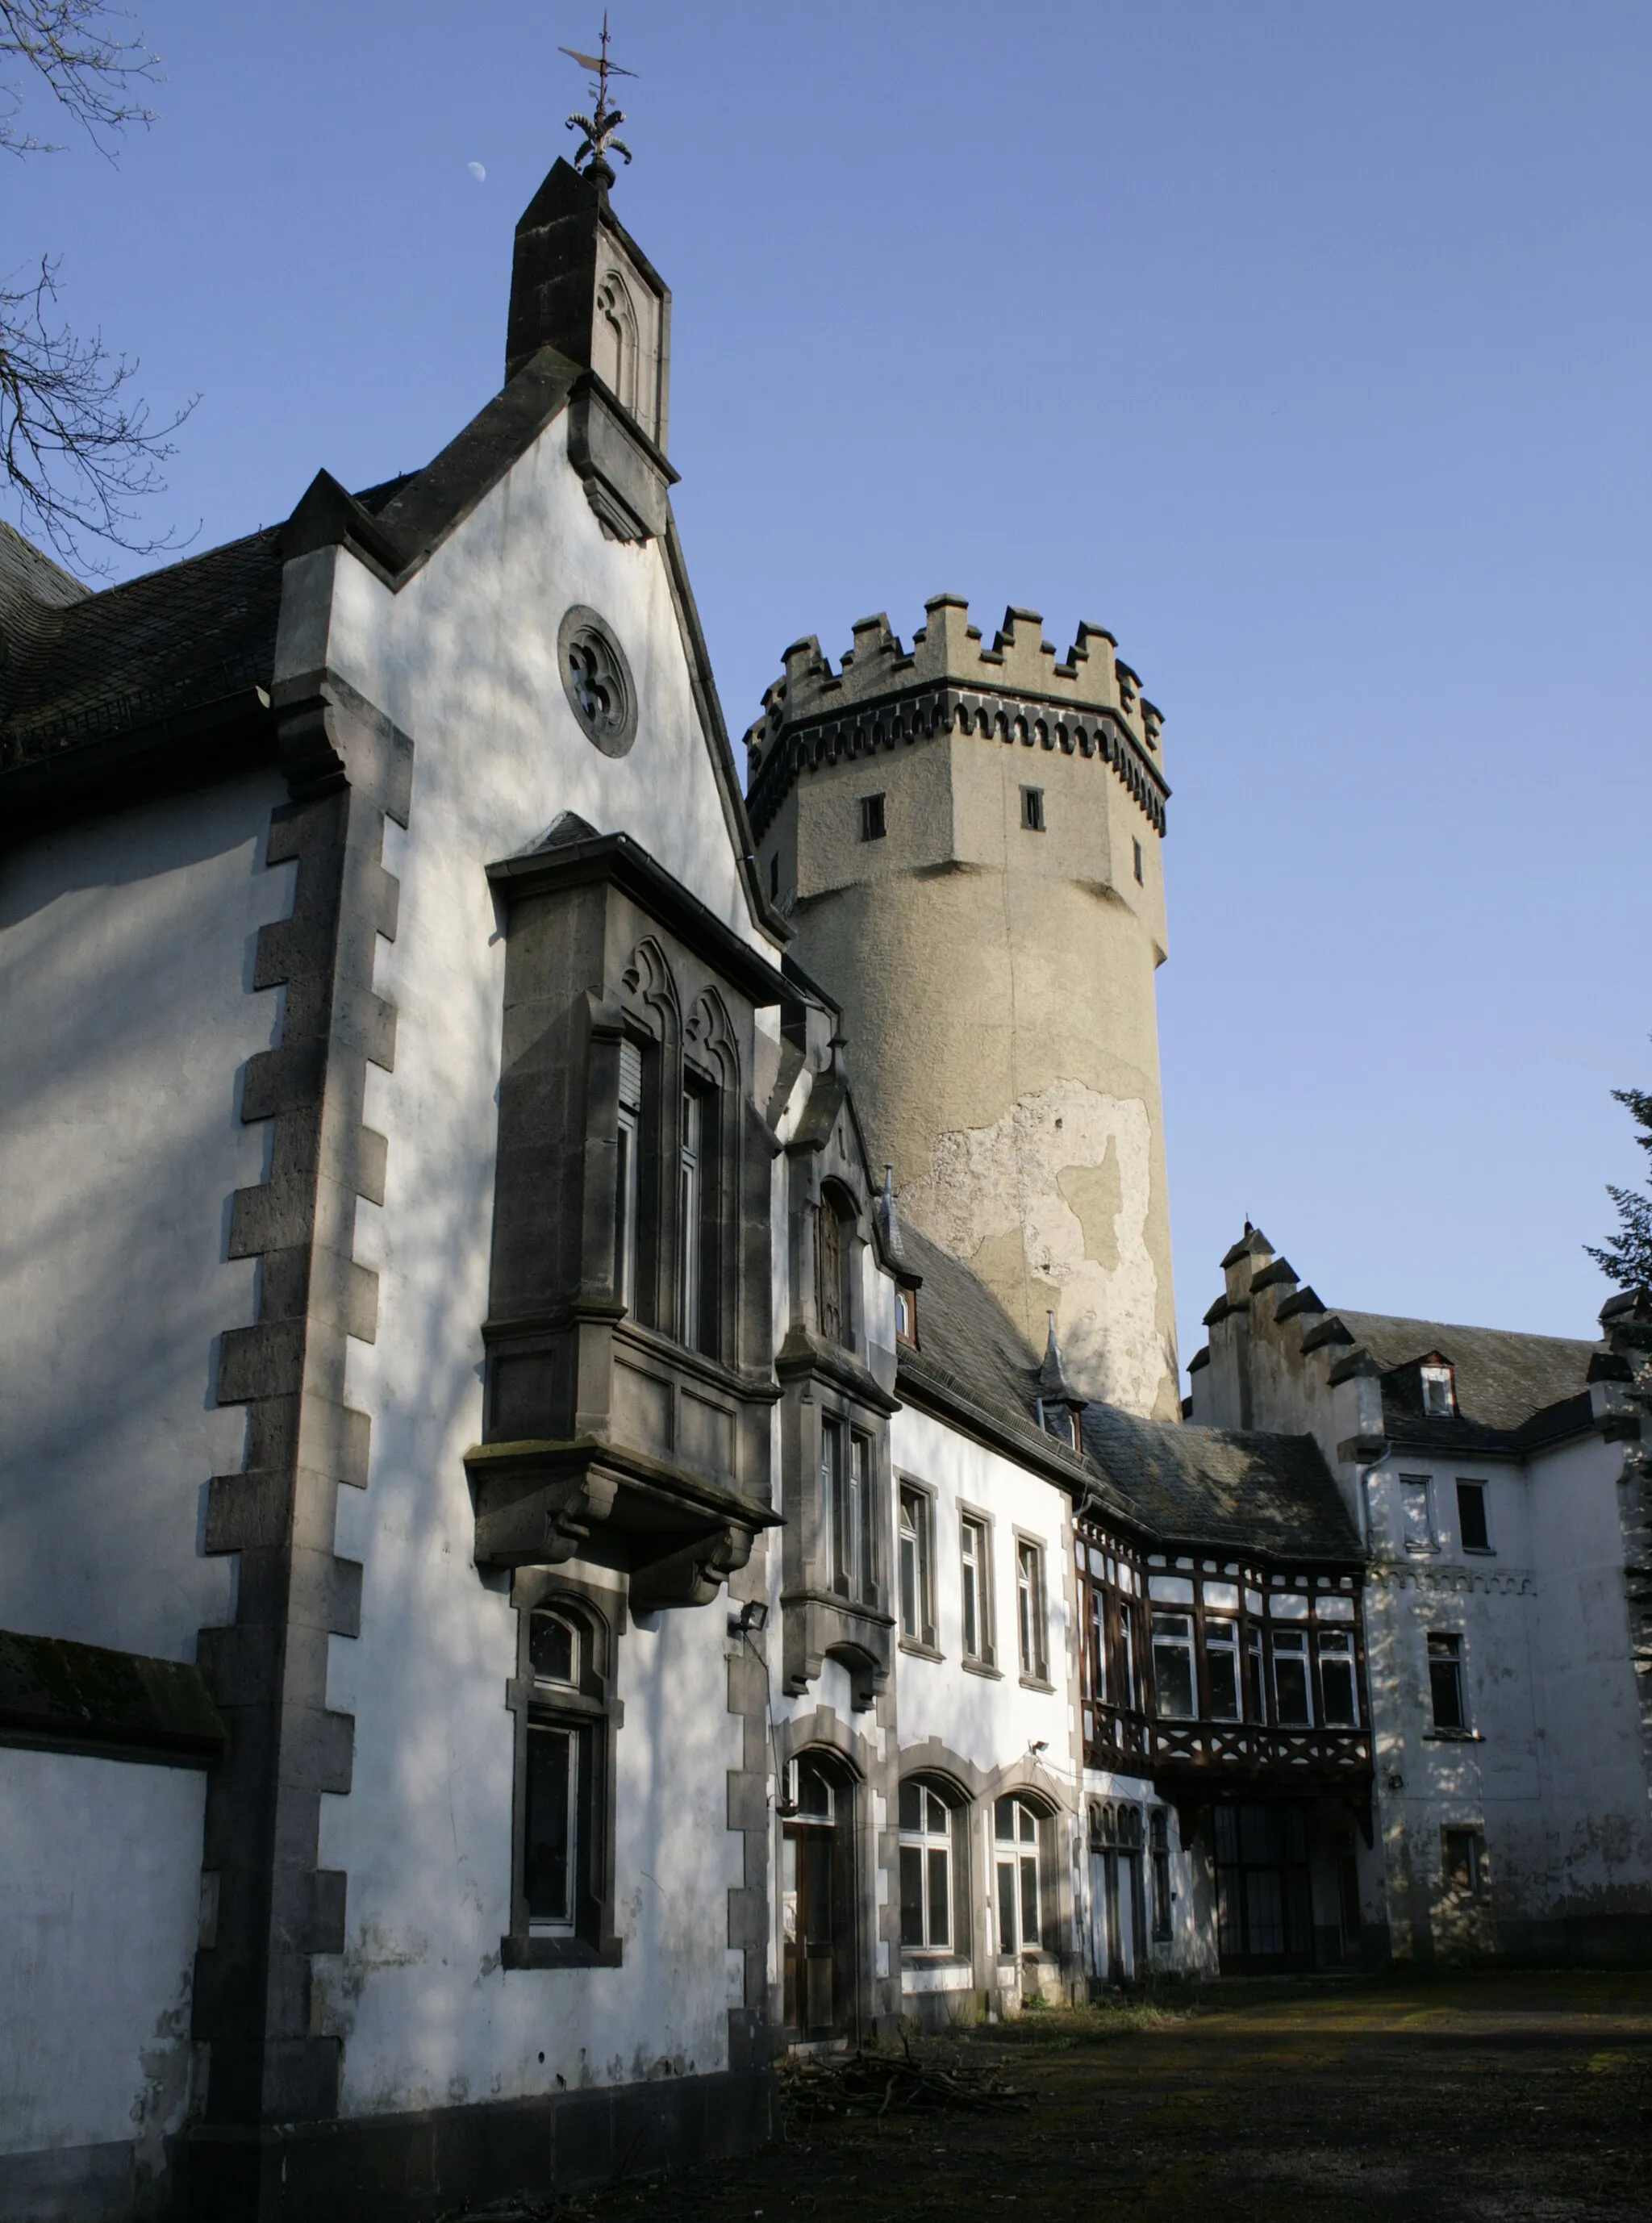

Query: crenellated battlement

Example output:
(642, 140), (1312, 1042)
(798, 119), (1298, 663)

(743, 595), (1167, 843)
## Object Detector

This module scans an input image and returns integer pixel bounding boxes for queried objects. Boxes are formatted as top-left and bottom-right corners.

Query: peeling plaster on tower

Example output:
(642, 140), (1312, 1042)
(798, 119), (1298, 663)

(746, 597), (1179, 1420)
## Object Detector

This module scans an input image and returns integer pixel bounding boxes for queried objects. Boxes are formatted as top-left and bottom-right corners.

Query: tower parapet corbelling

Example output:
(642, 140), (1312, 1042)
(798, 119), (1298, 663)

(745, 597), (1166, 845)
(748, 597), (1179, 1423)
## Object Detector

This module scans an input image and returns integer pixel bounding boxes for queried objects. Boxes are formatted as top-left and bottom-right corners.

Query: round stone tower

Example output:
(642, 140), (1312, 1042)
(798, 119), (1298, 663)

(745, 596), (1178, 1420)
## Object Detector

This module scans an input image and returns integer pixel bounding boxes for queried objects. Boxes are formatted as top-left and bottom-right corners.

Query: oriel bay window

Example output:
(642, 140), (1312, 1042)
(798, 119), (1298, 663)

(995, 1796), (1045, 1956)
(899, 1779), (957, 1954)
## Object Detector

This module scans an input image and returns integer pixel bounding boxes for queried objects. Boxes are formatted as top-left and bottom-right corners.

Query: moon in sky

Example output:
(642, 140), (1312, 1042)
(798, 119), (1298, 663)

(467, 161), (486, 182)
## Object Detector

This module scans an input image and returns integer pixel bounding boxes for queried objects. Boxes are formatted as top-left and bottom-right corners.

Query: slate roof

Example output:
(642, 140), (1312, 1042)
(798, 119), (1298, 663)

(1333, 1308), (1601, 1454)
(0, 524), (284, 774)
(898, 1224), (1359, 1563)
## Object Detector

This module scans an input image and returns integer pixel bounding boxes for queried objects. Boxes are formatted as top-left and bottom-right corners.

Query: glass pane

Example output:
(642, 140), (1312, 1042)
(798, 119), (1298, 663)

(900, 1529), (917, 1639)
(795, 1760), (833, 1819)
(1458, 1482), (1490, 1552)
(1274, 1655), (1312, 1725)
(899, 1779), (923, 1833)
(1152, 1616), (1195, 1719)
(530, 1612), (577, 1685)
(995, 1796), (1015, 1842)
(1020, 1854), (1040, 1946)
(1320, 1658), (1357, 1727)
(1020, 1804), (1037, 1846)
(1429, 1657), (1465, 1731)
(997, 1859), (1016, 1953)
(1208, 1640), (1241, 1721)
(927, 1790), (947, 1837)
(928, 1847), (950, 1948)
(899, 1846), (924, 1946)
(525, 1725), (575, 1924)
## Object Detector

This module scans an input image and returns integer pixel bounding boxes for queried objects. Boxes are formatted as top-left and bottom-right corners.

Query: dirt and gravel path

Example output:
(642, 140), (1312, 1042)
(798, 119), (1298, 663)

(451, 1971), (1652, 2223)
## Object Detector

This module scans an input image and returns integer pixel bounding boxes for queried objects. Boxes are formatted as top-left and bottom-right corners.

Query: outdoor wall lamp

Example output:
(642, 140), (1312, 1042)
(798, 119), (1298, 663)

(728, 1599), (770, 1637)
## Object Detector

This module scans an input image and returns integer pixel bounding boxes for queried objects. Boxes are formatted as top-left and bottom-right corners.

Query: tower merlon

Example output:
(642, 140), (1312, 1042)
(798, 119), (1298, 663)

(743, 594), (1170, 844)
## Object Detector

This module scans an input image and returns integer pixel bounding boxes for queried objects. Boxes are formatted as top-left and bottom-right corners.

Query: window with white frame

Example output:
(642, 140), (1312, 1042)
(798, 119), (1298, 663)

(1245, 1624), (1266, 1721)
(516, 1599), (614, 1961)
(1117, 1598), (1137, 1711)
(1272, 1629), (1313, 1725)
(898, 1483), (935, 1647)
(1400, 1475), (1436, 1554)
(1016, 1538), (1048, 1681)
(1317, 1627), (1358, 1726)
(1420, 1362), (1456, 1417)
(960, 1514), (992, 1666)
(995, 1796), (1044, 1955)
(899, 1779), (956, 1953)
(1427, 1632), (1468, 1732)
(1205, 1616), (1241, 1720)
(1151, 1611), (1196, 1719)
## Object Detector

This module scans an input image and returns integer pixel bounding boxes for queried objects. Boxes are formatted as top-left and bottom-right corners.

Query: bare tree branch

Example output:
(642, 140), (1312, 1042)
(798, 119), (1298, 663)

(0, 256), (194, 567)
(0, 2), (189, 568)
(0, 0), (158, 155)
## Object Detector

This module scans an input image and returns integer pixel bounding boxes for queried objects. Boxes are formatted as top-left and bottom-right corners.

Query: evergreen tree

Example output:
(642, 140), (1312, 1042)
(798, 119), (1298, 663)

(1587, 1068), (1652, 1291)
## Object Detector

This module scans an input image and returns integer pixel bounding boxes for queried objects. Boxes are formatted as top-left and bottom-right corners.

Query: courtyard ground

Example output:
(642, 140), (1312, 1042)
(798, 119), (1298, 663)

(451, 1970), (1652, 2223)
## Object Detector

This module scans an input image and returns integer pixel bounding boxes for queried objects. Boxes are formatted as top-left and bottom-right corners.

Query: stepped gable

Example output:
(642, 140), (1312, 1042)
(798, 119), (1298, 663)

(1191, 1220), (1608, 1456)
(897, 1220), (1355, 1560)
(742, 594), (1169, 842)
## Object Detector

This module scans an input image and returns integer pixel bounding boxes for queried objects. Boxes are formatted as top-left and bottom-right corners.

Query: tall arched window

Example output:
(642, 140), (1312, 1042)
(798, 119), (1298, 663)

(995, 1795), (1047, 1956)
(899, 1777), (959, 1954)
(816, 1183), (855, 1347)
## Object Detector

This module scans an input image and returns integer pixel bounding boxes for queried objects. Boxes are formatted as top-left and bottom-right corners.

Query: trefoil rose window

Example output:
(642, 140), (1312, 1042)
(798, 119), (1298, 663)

(557, 604), (637, 757)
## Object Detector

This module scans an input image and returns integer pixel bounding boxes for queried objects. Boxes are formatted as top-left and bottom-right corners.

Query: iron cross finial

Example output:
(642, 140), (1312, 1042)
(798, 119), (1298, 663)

(560, 11), (636, 186)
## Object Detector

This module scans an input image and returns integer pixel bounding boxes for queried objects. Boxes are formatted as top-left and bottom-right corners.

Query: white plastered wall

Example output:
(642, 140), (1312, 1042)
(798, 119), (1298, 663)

(0, 770), (291, 1658)
(0, 1749), (204, 2194)
(305, 415), (770, 2113)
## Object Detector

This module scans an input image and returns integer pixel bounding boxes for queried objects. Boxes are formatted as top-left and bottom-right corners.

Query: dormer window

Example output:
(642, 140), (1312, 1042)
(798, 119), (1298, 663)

(1420, 1361), (1456, 1418)
(895, 1283), (918, 1347)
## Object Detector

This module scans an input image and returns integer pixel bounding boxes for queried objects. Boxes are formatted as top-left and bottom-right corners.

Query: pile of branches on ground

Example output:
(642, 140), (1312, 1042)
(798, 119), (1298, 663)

(779, 2037), (1032, 2124)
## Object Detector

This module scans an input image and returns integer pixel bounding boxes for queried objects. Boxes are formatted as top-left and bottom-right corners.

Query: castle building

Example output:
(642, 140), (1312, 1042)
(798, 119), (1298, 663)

(745, 602), (1179, 1421)
(0, 143), (1648, 2223)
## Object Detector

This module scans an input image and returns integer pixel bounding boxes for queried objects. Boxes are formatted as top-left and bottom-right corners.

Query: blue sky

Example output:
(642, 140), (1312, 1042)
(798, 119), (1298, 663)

(10, 1), (1649, 1374)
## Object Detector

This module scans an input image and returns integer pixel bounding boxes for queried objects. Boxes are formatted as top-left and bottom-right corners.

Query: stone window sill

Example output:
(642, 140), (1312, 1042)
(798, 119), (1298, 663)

(1019, 1673), (1055, 1694)
(962, 1656), (1002, 1681)
(501, 1933), (624, 1971)
(899, 1638), (943, 1663)
(1423, 1729), (1483, 1743)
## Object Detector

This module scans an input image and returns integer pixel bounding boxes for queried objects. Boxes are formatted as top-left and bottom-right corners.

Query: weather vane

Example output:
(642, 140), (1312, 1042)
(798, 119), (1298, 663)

(561, 12), (636, 186)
